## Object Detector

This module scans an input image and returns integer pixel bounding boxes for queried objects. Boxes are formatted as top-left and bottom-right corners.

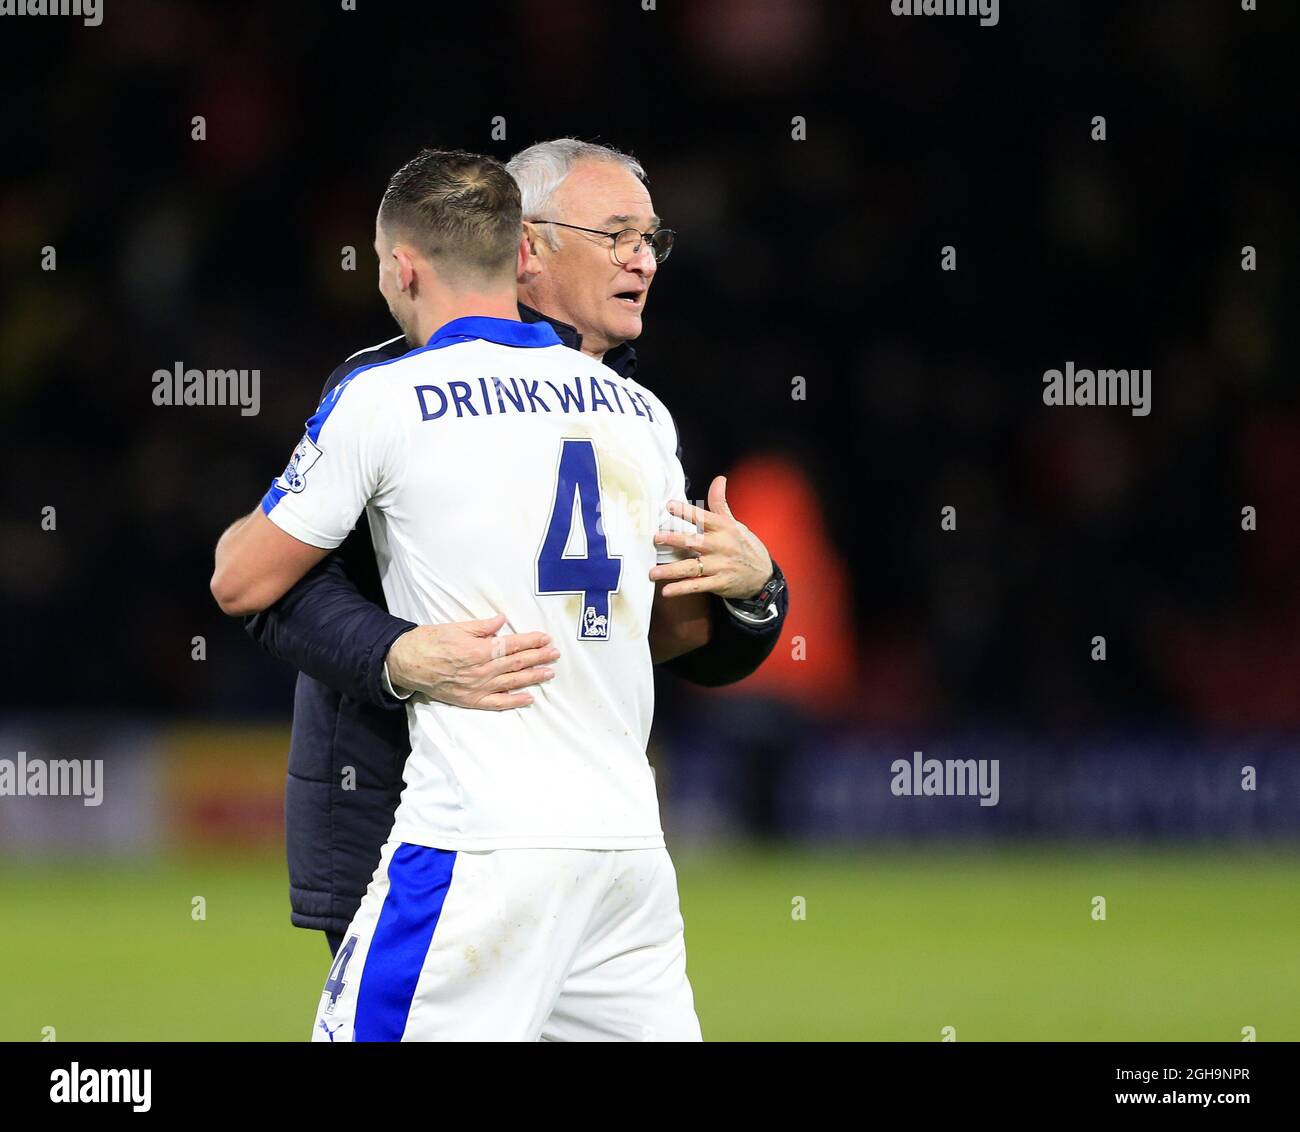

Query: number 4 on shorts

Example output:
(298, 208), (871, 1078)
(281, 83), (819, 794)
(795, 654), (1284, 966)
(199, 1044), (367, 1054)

(322, 935), (357, 1012)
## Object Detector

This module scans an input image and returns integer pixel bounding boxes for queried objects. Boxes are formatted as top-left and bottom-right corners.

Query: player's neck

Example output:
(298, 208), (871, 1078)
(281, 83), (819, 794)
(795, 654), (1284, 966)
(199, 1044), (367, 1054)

(413, 291), (521, 347)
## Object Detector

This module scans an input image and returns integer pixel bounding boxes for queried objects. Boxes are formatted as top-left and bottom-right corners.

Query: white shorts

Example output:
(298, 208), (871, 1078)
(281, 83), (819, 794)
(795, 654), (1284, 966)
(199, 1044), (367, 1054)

(311, 841), (701, 1042)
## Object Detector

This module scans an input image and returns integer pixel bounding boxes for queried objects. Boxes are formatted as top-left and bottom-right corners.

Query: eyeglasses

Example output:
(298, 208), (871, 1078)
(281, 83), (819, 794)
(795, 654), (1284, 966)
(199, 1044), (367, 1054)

(530, 220), (676, 265)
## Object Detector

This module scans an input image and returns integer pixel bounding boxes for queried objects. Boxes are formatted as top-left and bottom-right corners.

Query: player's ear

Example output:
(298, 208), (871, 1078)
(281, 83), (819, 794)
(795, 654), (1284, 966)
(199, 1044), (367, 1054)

(394, 246), (417, 294)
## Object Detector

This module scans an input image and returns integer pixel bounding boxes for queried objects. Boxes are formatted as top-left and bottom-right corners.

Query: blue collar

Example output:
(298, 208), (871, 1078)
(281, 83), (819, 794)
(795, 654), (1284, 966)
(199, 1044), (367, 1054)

(427, 315), (562, 350)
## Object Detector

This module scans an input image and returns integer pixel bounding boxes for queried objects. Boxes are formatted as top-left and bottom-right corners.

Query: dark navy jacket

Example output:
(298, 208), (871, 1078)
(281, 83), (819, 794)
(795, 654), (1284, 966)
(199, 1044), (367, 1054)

(245, 305), (789, 936)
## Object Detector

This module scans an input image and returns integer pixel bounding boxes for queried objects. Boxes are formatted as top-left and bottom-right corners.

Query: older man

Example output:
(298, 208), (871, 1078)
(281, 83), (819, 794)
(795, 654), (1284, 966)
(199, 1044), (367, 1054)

(245, 139), (789, 957)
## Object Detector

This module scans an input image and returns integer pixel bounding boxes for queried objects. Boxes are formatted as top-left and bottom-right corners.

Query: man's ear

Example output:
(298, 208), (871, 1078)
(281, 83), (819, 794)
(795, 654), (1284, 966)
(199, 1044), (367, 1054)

(517, 226), (544, 284)
(394, 246), (418, 294)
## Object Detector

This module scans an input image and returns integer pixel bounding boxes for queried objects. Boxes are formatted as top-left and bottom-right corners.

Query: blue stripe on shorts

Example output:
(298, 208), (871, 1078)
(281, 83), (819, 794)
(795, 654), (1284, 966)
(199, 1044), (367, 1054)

(354, 845), (458, 1042)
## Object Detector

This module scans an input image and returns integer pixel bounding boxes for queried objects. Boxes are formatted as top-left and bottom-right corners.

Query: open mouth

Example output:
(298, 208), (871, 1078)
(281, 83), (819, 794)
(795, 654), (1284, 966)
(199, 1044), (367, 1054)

(614, 292), (642, 304)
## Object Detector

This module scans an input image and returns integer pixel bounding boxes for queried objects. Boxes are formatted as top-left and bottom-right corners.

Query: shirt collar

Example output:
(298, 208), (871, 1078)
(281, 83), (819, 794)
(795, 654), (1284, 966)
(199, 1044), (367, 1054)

(602, 341), (638, 380)
(518, 302), (580, 348)
(516, 304), (639, 379)
(428, 315), (562, 350)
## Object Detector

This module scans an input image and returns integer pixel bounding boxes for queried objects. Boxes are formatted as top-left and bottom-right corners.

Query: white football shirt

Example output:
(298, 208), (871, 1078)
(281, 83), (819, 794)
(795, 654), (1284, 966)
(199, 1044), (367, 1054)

(262, 316), (690, 850)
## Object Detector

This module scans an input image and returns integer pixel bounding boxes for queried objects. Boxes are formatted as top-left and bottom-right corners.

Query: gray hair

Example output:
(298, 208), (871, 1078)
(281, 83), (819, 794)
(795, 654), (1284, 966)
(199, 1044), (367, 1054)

(506, 138), (646, 249)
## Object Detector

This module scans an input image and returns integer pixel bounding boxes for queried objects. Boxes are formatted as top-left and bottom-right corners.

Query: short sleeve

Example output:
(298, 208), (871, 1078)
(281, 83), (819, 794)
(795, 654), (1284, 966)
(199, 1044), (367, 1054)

(260, 373), (391, 549)
(656, 415), (696, 566)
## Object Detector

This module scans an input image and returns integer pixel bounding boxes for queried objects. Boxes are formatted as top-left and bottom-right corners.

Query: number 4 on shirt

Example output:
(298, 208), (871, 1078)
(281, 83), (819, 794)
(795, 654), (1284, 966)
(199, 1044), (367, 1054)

(536, 438), (623, 641)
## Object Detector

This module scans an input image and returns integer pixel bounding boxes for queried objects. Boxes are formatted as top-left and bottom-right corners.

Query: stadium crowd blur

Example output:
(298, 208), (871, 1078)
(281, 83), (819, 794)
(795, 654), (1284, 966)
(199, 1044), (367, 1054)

(3, 0), (1296, 820)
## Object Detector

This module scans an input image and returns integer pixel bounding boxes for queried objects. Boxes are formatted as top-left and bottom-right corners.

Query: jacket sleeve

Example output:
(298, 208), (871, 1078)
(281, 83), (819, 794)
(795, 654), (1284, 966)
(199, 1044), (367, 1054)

(243, 544), (416, 709)
(242, 347), (416, 709)
(662, 559), (789, 687)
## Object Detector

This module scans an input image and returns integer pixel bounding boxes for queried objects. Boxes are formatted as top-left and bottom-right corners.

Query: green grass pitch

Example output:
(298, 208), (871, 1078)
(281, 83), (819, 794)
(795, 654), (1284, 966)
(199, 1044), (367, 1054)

(3, 846), (1297, 1041)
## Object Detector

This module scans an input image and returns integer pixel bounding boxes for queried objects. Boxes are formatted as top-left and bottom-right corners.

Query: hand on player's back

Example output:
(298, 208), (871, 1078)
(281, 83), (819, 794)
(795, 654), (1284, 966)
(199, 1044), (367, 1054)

(385, 614), (559, 710)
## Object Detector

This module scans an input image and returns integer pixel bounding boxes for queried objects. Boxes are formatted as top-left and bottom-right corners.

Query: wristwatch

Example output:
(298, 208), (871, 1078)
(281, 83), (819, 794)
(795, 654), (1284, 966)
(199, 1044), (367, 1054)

(723, 561), (786, 623)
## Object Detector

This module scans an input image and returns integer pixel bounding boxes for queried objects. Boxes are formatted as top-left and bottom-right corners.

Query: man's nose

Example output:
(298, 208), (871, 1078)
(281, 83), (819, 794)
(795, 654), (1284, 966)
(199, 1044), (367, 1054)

(624, 242), (657, 277)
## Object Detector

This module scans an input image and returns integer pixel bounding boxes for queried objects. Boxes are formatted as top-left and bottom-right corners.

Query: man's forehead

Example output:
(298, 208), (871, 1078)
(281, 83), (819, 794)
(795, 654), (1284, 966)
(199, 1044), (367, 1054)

(556, 160), (656, 223)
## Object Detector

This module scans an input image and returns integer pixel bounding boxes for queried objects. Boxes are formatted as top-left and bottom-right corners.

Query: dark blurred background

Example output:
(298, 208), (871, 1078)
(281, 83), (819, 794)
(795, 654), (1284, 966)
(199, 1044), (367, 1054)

(1, 0), (1298, 829)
